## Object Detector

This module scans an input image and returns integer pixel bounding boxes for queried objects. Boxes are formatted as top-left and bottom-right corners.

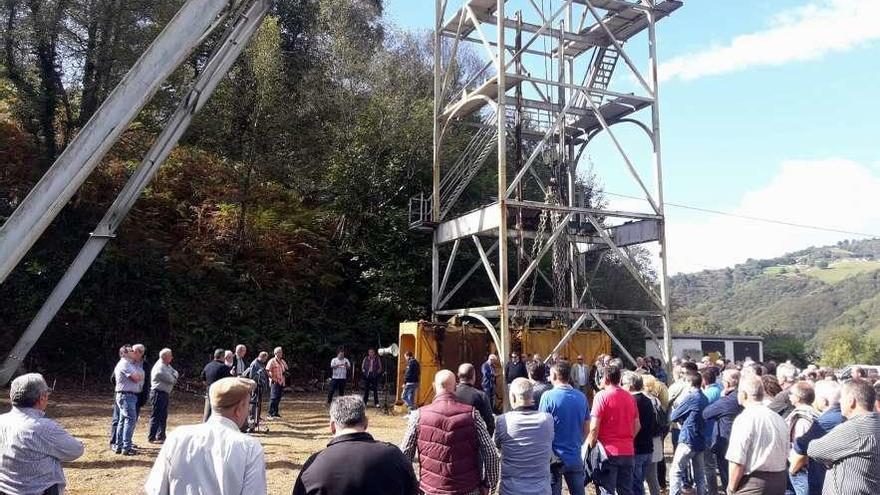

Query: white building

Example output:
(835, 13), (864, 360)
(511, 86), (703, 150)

(644, 334), (764, 362)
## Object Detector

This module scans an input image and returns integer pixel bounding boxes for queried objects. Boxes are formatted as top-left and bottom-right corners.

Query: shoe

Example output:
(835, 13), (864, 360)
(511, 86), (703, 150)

(149, 439), (164, 444)
(122, 449), (138, 456)
(114, 448), (122, 454)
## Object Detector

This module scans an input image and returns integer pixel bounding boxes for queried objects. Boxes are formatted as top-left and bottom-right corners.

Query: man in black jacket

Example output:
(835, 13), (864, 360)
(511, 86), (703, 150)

(504, 352), (528, 385)
(454, 363), (495, 435)
(292, 395), (417, 495)
(401, 351), (420, 413)
(201, 348), (232, 421)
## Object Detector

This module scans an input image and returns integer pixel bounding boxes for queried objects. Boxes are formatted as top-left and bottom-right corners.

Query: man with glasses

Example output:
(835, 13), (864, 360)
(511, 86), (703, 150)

(0, 373), (84, 495)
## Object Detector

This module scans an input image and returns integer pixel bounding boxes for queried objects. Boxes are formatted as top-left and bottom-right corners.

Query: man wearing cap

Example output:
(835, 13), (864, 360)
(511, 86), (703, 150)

(293, 395), (417, 495)
(145, 377), (267, 494)
(0, 373), (84, 495)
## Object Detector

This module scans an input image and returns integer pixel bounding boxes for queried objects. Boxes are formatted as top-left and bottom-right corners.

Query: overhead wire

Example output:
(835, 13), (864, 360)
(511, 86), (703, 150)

(602, 191), (880, 239)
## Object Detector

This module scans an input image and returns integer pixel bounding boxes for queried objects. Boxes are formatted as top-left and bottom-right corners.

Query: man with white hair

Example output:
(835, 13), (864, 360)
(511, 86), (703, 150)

(725, 375), (789, 494)
(494, 377), (554, 495)
(401, 369), (499, 495)
(768, 363), (798, 418)
(145, 377), (266, 494)
(807, 379), (880, 495)
(0, 373), (84, 495)
(789, 380), (844, 495)
(114, 342), (145, 455)
(266, 346), (288, 419)
(481, 354), (499, 412)
(293, 396), (416, 495)
(231, 344), (248, 376)
(148, 348), (179, 444)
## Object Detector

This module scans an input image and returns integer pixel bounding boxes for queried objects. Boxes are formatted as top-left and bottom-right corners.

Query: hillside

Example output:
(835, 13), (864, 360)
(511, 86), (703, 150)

(670, 239), (880, 364)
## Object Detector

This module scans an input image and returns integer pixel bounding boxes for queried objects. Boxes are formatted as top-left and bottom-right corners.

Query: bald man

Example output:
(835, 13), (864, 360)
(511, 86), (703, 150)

(455, 363), (495, 435)
(402, 370), (499, 495)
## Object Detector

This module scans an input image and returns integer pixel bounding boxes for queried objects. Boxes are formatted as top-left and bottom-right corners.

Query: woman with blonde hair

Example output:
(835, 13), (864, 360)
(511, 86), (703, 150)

(643, 373), (670, 495)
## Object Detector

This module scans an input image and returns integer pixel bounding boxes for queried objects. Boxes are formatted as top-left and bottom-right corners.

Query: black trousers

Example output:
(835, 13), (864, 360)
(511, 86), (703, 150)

(148, 390), (169, 441)
(269, 382), (283, 416)
(327, 378), (346, 403)
(363, 375), (380, 405)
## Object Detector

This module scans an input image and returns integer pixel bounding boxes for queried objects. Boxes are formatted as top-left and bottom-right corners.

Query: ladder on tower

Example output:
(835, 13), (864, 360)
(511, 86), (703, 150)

(583, 45), (621, 108)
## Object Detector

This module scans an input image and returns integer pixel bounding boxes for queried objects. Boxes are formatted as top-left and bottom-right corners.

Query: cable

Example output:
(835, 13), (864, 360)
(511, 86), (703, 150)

(603, 191), (880, 239)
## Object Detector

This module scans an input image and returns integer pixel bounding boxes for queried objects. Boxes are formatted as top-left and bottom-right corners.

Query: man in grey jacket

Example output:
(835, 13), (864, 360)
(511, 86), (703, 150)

(148, 348), (179, 444)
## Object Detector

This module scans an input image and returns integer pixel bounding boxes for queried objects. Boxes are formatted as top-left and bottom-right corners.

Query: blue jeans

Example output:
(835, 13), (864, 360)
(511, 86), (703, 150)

(552, 460), (586, 495)
(114, 392), (138, 451)
(788, 470), (809, 495)
(148, 390), (169, 441)
(596, 455), (634, 495)
(269, 382), (283, 416)
(402, 382), (418, 410)
(109, 401), (120, 447)
(670, 443), (706, 495)
(633, 453), (653, 495)
(714, 439), (729, 489)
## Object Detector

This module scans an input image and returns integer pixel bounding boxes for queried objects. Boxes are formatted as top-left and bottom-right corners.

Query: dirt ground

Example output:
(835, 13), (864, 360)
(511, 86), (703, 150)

(0, 388), (411, 495)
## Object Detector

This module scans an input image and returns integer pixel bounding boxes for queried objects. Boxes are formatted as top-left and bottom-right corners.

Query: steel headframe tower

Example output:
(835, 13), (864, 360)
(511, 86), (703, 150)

(412, 0), (682, 393)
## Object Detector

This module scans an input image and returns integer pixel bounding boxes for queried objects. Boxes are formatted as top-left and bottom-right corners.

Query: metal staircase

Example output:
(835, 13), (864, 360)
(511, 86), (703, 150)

(580, 45), (621, 109)
(439, 113), (499, 220)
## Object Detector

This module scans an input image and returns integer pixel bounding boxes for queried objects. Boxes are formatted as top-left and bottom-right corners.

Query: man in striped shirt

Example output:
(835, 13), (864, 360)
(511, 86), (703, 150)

(807, 380), (880, 495)
(0, 373), (84, 495)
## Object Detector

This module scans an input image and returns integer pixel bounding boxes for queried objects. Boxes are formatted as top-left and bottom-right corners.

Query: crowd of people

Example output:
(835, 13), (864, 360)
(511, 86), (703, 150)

(2, 346), (880, 495)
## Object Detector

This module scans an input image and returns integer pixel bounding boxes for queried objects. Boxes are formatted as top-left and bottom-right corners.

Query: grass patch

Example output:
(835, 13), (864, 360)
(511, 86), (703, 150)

(805, 260), (880, 284)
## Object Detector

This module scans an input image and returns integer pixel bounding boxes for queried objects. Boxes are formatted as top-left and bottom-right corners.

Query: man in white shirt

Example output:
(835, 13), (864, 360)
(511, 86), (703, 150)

(145, 377), (267, 495)
(327, 348), (351, 405)
(725, 374), (789, 495)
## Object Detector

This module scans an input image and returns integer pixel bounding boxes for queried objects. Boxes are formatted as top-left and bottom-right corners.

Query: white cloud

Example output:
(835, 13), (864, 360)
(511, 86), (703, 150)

(661, 0), (880, 82)
(663, 159), (880, 274)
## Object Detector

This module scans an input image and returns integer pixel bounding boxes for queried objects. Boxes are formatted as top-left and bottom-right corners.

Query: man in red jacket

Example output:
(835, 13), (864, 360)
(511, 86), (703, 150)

(401, 369), (499, 495)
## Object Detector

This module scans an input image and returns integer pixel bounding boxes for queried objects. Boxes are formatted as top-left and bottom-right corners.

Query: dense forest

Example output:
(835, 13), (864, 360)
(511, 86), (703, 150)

(671, 238), (880, 367)
(0, 0), (657, 383)
(0, 0), (443, 382)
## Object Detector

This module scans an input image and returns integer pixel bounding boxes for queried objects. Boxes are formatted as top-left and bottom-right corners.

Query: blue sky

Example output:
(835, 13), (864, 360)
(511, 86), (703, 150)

(384, 0), (880, 273)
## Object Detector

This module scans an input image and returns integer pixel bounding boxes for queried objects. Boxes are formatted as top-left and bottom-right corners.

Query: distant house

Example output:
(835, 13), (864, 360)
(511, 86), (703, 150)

(644, 334), (763, 362)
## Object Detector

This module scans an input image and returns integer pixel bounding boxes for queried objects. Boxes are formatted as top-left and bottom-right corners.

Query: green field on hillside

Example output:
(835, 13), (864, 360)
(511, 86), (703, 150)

(763, 260), (880, 284)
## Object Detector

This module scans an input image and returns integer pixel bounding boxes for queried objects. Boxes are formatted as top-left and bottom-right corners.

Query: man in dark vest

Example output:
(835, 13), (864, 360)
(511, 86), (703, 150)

(401, 369), (499, 495)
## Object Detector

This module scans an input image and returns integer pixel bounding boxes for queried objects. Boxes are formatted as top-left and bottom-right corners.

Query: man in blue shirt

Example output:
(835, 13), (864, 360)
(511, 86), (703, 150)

(701, 368), (723, 495)
(669, 371), (708, 495)
(789, 380), (844, 495)
(539, 361), (589, 495)
(703, 369), (743, 490)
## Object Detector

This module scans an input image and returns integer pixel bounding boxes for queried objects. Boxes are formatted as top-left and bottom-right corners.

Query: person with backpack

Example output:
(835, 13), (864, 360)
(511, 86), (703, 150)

(785, 382), (817, 495)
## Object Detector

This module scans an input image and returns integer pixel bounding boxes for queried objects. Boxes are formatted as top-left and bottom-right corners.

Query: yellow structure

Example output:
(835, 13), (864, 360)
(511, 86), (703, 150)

(396, 320), (611, 408)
